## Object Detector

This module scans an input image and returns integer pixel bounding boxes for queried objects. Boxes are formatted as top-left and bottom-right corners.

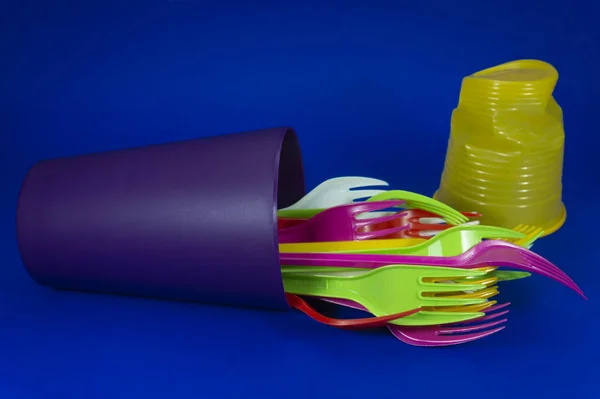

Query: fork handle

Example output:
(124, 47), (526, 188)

(282, 272), (357, 301)
(277, 208), (324, 219)
(278, 218), (307, 229)
(278, 223), (312, 243)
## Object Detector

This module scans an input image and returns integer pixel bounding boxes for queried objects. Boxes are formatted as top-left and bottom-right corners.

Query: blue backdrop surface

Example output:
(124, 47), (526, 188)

(1, 1), (599, 398)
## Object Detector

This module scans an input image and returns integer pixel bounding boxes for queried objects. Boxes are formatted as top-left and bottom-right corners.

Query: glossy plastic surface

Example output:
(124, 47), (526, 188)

(285, 293), (421, 330)
(279, 237), (427, 253)
(277, 189), (469, 224)
(358, 210), (481, 239)
(435, 59), (566, 235)
(321, 298), (510, 347)
(277, 200), (409, 243)
(388, 303), (508, 347)
(277, 176), (388, 216)
(279, 210), (481, 238)
(280, 240), (585, 297)
(281, 225), (522, 259)
(283, 265), (487, 326)
(280, 225), (539, 275)
(278, 217), (311, 229)
(283, 268), (531, 283)
(367, 190), (468, 225)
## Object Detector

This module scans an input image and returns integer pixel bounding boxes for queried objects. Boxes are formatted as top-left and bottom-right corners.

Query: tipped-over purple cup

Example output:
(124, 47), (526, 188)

(16, 127), (305, 310)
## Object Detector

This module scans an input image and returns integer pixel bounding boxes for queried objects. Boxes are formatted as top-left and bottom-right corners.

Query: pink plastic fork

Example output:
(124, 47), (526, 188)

(280, 240), (585, 298)
(392, 303), (509, 346)
(321, 297), (509, 346)
(277, 200), (410, 243)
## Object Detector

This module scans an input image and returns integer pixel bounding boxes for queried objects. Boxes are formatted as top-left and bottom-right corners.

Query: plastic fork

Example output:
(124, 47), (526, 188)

(437, 270), (531, 284)
(280, 225), (539, 286)
(285, 293), (421, 330)
(279, 210), (481, 232)
(278, 217), (310, 230)
(284, 266), (530, 286)
(281, 225), (525, 258)
(400, 210), (482, 226)
(281, 241), (580, 295)
(278, 189), (469, 225)
(279, 237), (429, 253)
(289, 267), (519, 344)
(483, 270), (531, 282)
(450, 225), (544, 279)
(277, 176), (389, 218)
(277, 200), (410, 243)
(391, 303), (509, 346)
(278, 224), (530, 254)
(280, 240), (585, 297)
(510, 224), (544, 249)
(283, 265), (490, 326)
(320, 297), (510, 346)
(366, 191), (469, 225)
(357, 209), (483, 238)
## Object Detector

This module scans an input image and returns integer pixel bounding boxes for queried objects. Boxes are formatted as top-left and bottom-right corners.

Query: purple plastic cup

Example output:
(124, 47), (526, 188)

(16, 127), (305, 310)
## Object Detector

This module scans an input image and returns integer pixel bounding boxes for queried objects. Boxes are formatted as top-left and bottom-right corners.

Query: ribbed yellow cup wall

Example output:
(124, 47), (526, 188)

(435, 60), (566, 235)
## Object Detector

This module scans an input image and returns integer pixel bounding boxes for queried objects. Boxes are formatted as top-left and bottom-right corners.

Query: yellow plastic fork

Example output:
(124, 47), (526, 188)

(504, 224), (544, 248)
(427, 300), (499, 313)
(425, 287), (500, 312)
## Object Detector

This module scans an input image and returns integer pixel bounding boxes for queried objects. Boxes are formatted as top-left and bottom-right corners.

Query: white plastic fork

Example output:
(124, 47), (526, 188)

(279, 176), (388, 211)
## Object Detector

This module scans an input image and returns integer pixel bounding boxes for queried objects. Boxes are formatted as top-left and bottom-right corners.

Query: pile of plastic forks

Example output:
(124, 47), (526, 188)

(277, 177), (586, 347)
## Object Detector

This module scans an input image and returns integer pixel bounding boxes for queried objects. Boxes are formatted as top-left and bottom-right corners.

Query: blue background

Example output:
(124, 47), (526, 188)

(1, 1), (599, 397)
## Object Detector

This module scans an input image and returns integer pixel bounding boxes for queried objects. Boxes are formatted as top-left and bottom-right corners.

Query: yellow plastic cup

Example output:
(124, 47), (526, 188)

(434, 59), (566, 236)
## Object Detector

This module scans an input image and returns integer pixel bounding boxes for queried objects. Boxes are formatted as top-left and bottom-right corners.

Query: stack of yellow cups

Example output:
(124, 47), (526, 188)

(435, 59), (567, 236)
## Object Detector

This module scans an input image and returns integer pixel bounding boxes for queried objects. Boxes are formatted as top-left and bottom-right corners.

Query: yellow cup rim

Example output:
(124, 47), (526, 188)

(469, 59), (558, 84)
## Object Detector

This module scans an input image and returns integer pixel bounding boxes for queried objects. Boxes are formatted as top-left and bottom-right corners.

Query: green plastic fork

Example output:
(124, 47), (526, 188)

(282, 265), (489, 326)
(366, 190), (468, 225)
(480, 270), (531, 282)
(276, 189), (469, 224)
(283, 267), (531, 284)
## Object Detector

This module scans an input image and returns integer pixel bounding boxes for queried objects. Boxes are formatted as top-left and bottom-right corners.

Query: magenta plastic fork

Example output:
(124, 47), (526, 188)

(279, 240), (585, 298)
(392, 303), (509, 347)
(277, 200), (409, 243)
(321, 297), (509, 346)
